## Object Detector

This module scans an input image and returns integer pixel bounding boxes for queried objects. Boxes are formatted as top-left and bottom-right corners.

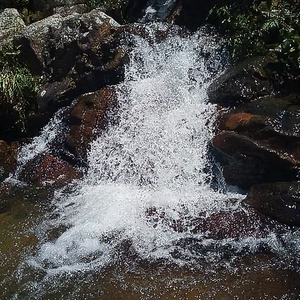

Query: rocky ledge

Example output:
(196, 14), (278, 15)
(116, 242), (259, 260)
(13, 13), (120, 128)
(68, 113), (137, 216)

(210, 57), (300, 227)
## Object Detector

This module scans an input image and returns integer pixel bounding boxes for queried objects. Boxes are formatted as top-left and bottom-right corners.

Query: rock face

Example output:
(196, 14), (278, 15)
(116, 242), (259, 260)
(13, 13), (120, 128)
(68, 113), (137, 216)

(0, 8), (26, 46)
(15, 8), (120, 77)
(245, 182), (300, 226)
(209, 56), (300, 225)
(8, 8), (128, 138)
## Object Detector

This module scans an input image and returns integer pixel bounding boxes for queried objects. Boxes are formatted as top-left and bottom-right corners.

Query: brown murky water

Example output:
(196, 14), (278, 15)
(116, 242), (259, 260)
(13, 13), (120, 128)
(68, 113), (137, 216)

(1, 199), (299, 300)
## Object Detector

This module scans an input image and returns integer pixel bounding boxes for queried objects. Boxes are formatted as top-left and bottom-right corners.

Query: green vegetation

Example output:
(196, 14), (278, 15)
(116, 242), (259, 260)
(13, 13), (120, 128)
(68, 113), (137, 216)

(208, 0), (300, 74)
(0, 43), (39, 132)
(85, 0), (129, 10)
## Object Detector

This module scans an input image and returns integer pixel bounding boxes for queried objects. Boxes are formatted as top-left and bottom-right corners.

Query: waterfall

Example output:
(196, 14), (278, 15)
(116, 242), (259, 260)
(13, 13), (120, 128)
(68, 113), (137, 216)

(23, 24), (245, 273)
(140, 0), (178, 21)
(10, 23), (300, 299)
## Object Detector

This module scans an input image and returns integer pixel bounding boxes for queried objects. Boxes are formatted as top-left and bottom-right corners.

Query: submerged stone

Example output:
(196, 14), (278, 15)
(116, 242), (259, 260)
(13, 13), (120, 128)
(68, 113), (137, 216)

(21, 154), (82, 187)
(190, 209), (288, 239)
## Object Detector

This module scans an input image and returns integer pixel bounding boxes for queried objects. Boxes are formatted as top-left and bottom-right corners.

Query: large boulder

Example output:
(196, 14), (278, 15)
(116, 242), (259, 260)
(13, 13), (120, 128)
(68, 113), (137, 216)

(14, 8), (120, 76)
(8, 8), (128, 139)
(212, 131), (299, 189)
(245, 182), (300, 226)
(0, 8), (26, 46)
(208, 57), (274, 107)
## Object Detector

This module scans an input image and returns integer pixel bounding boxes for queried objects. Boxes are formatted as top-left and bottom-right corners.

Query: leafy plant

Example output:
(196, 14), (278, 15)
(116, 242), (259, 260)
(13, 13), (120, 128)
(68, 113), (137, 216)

(0, 43), (39, 132)
(85, 0), (129, 9)
(208, 0), (300, 74)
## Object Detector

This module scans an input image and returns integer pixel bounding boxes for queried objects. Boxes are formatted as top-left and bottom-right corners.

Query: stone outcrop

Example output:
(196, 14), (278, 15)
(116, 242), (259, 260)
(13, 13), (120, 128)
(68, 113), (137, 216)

(14, 8), (120, 77)
(5, 8), (129, 138)
(212, 131), (299, 189)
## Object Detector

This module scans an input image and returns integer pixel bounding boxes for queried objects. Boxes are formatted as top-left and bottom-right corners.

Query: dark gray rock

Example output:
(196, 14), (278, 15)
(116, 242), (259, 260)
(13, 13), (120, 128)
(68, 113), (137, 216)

(208, 57), (274, 107)
(212, 131), (299, 189)
(245, 182), (300, 226)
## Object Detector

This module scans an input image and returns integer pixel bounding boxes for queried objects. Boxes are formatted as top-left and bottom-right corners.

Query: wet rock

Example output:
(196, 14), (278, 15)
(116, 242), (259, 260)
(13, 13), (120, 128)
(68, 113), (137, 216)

(15, 8), (128, 100)
(0, 140), (18, 182)
(244, 94), (300, 138)
(0, 8), (26, 46)
(218, 112), (268, 133)
(10, 8), (128, 139)
(245, 182), (300, 227)
(212, 131), (299, 189)
(14, 8), (122, 83)
(66, 86), (118, 163)
(190, 209), (287, 239)
(21, 154), (82, 187)
(146, 205), (288, 240)
(208, 57), (274, 107)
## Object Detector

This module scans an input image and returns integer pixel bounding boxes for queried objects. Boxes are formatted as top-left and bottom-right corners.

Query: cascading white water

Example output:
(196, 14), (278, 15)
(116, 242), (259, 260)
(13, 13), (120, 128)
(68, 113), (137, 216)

(141, 0), (178, 22)
(24, 24), (248, 274)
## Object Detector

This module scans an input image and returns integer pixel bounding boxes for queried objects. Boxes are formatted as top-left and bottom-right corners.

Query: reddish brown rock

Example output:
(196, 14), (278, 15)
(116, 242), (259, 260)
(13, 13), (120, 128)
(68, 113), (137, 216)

(145, 206), (288, 240)
(66, 86), (118, 162)
(218, 112), (267, 132)
(190, 209), (287, 239)
(22, 154), (82, 187)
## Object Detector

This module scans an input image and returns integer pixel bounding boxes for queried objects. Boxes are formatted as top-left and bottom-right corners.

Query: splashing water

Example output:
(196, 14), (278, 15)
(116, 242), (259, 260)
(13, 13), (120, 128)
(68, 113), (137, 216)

(23, 25), (247, 274)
